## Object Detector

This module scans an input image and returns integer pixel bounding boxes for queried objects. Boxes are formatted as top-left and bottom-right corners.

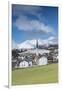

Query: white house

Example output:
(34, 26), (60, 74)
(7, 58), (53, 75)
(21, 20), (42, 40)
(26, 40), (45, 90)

(19, 60), (29, 68)
(38, 56), (48, 65)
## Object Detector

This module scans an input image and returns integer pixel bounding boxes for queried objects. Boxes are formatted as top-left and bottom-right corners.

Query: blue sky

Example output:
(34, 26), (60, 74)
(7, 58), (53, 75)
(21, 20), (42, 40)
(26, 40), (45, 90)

(12, 4), (58, 46)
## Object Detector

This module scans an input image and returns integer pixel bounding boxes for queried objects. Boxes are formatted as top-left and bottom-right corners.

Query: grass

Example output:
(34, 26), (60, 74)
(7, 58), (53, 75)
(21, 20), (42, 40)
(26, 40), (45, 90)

(12, 63), (58, 85)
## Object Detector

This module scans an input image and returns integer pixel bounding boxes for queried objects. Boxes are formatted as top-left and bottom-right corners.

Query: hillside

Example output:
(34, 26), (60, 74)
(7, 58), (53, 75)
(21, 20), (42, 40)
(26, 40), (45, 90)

(12, 63), (58, 85)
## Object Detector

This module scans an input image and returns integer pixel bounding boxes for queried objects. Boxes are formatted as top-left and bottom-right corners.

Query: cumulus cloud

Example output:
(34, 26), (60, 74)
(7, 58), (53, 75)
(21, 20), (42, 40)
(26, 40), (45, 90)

(15, 15), (53, 33)
(13, 5), (54, 34)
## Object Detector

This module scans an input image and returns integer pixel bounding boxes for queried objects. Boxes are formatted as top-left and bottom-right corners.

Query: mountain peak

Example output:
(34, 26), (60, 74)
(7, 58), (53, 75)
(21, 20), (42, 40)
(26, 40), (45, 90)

(17, 39), (58, 49)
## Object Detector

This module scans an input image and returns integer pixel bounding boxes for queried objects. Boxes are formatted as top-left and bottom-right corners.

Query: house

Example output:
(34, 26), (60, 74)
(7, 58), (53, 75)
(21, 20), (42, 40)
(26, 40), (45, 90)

(38, 56), (48, 65)
(53, 55), (58, 63)
(19, 60), (29, 68)
(19, 55), (33, 68)
(12, 59), (17, 69)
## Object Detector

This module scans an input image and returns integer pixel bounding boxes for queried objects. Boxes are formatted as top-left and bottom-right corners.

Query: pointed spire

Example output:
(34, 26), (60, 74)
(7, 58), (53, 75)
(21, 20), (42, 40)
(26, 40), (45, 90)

(36, 39), (38, 49)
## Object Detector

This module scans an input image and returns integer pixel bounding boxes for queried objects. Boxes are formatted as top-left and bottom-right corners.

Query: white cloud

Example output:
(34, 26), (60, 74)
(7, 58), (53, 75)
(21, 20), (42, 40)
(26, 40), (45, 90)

(15, 15), (53, 33)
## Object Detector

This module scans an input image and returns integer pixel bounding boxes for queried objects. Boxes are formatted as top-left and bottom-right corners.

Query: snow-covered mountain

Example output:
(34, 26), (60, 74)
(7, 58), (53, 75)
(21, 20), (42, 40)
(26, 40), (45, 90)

(17, 40), (36, 49)
(17, 39), (58, 49)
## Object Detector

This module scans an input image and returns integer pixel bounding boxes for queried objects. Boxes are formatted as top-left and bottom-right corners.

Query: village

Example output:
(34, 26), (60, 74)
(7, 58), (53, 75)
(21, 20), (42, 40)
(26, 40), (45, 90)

(12, 40), (58, 69)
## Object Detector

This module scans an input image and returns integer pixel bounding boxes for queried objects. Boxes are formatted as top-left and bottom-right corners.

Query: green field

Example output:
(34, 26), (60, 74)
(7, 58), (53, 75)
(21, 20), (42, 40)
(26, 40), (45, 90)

(12, 63), (58, 85)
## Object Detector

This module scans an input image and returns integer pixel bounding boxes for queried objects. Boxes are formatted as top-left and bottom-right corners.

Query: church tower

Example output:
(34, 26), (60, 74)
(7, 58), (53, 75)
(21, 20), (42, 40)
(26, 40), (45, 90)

(36, 40), (38, 49)
(34, 40), (39, 65)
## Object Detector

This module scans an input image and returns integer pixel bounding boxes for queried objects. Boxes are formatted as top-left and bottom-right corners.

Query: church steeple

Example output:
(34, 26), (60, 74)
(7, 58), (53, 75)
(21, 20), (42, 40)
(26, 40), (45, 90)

(35, 39), (39, 64)
(36, 40), (38, 49)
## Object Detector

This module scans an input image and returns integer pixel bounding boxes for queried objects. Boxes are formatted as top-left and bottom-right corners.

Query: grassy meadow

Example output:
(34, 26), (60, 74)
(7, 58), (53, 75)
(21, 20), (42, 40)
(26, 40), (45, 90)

(12, 63), (58, 85)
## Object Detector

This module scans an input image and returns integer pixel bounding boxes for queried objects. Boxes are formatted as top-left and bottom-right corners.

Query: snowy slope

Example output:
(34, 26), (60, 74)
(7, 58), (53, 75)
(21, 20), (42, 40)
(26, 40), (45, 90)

(17, 39), (57, 49)
(17, 40), (36, 49)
